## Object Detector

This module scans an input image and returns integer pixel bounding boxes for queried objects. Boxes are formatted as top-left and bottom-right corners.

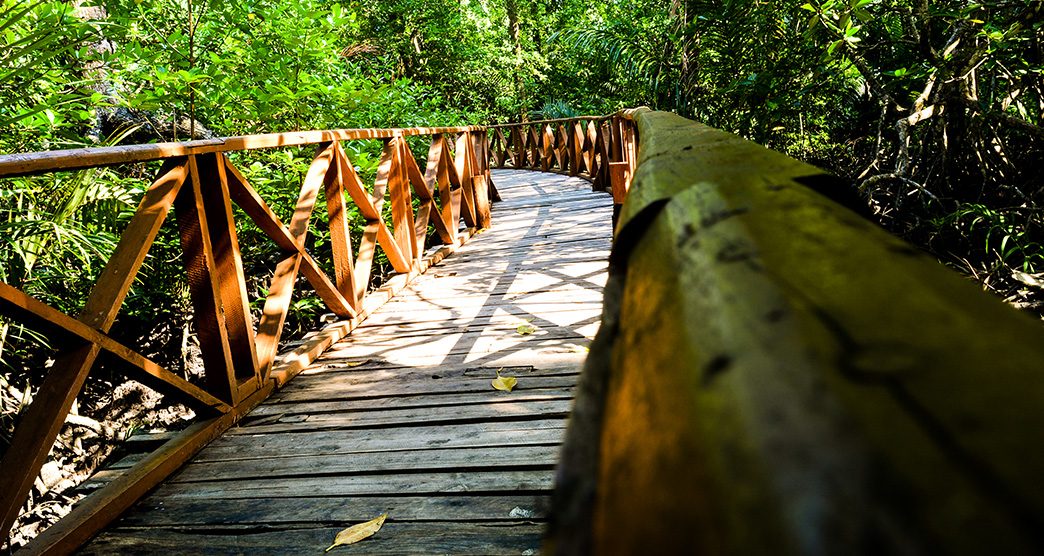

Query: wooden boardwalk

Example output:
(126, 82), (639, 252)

(78, 170), (613, 554)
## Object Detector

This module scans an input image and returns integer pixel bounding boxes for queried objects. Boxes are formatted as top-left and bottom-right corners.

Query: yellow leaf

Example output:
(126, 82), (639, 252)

(492, 369), (517, 392)
(516, 323), (536, 335)
(344, 360), (369, 368)
(325, 513), (387, 552)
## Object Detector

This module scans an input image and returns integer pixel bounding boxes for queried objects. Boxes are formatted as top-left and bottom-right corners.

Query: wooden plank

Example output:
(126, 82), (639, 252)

(197, 420), (568, 461)
(81, 522), (543, 556)
(249, 388), (575, 418)
(355, 307), (604, 333)
(287, 358), (579, 380)
(227, 399), (574, 435)
(149, 469), (554, 500)
(112, 495), (552, 526)
(312, 342), (589, 371)
(169, 445), (561, 482)
(269, 375), (579, 407)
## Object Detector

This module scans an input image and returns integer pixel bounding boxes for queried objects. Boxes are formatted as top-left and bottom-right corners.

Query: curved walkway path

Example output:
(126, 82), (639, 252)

(80, 169), (613, 554)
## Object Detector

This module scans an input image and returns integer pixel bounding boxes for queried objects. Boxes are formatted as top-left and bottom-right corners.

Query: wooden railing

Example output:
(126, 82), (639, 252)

(488, 111), (641, 224)
(548, 110), (1044, 554)
(0, 125), (493, 552)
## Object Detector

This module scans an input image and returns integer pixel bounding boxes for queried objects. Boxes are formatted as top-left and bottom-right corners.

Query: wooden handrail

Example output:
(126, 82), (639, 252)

(0, 124), (494, 552)
(549, 110), (1044, 553)
(487, 110), (644, 224)
(0, 126), (484, 178)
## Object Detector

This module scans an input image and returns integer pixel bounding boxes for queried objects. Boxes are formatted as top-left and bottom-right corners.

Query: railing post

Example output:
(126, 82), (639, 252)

(469, 130), (493, 229)
(389, 136), (419, 264)
(511, 127), (525, 169)
(324, 143), (361, 310)
(174, 153), (260, 405)
(477, 128), (501, 203)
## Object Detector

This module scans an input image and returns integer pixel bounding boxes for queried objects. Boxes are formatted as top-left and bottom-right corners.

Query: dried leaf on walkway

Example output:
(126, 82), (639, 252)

(492, 369), (518, 392)
(343, 360), (369, 368)
(325, 513), (387, 552)
(516, 323), (536, 335)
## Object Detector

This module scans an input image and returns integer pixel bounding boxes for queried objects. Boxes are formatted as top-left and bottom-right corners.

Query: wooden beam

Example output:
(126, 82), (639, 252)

(552, 109), (1044, 554)
(0, 127), (486, 179)
(388, 137), (418, 263)
(174, 155), (239, 404)
(194, 153), (261, 395)
(255, 254), (303, 374)
(0, 283), (228, 413)
(455, 133), (477, 228)
(325, 143), (360, 308)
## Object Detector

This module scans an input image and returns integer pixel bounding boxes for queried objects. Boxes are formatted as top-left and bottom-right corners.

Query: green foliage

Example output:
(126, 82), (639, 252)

(2, 0), (1043, 376)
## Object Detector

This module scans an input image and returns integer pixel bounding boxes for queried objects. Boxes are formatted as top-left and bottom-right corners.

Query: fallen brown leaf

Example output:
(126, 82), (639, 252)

(325, 513), (387, 552)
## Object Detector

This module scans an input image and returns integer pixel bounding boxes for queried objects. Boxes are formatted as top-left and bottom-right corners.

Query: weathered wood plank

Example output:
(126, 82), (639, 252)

(149, 469), (555, 500)
(81, 522), (543, 556)
(170, 445), (560, 482)
(114, 495), (551, 526)
(197, 419), (568, 461)
(248, 388), (576, 418)
(226, 399), (574, 435)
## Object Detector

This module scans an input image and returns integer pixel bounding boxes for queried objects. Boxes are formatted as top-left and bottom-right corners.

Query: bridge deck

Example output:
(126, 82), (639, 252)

(78, 170), (612, 554)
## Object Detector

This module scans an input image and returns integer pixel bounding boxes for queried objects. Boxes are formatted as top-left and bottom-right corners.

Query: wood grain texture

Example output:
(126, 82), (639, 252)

(551, 109), (1044, 555)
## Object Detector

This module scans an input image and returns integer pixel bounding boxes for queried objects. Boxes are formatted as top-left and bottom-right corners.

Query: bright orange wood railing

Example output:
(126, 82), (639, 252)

(488, 109), (642, 222)
(0, 124), (493, 552)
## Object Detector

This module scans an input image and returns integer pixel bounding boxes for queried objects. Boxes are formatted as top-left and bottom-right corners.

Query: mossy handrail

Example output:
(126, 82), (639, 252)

(549, 110), (1044, 554)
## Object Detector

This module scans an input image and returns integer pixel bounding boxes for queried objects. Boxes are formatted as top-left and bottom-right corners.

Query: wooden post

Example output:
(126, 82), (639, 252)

(174, 153), (259, 404)
(468, 131), (492, 229)
(389, 137), (418, 265)
(552, 110), (1044, 554)
(479, 129), (501, 203)
(435, 135), (462, 244)
(511, 127), (525, 169)
(455, 132), (478, 228)
(325, 143), (360, 308)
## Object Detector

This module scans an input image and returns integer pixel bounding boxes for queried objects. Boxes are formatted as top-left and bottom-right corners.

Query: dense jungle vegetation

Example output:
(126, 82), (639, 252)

(1, 0), (1042, 547)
